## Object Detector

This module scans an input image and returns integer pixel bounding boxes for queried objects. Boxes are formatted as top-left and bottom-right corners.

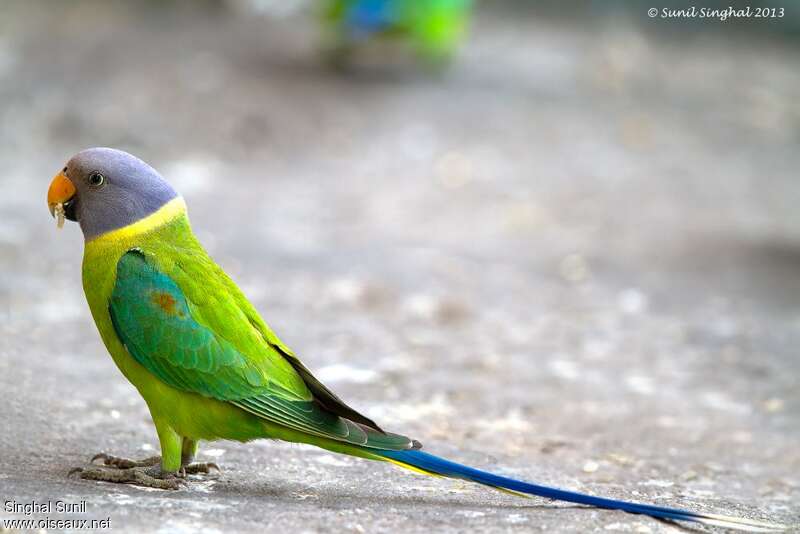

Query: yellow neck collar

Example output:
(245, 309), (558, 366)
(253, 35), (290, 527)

(87, 196), (187, 245)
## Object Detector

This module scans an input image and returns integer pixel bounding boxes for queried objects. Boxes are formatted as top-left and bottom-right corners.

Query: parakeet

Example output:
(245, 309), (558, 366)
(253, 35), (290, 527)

(321, 0), (473, 66)
(48, 148), (786, 532)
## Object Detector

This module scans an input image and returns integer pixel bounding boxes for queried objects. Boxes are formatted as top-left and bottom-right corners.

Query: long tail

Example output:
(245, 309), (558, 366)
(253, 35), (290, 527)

(376, 449), (788, 532)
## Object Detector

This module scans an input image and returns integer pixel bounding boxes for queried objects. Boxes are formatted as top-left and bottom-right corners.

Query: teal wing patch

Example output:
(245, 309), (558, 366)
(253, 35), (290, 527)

(110, 250), (266, 400)
(110, 250), (415, 450)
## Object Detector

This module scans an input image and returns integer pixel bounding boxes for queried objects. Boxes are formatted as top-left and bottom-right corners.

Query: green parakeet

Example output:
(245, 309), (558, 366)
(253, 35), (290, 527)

(321, 0), (473, 66)
(46, 148), (786, 531)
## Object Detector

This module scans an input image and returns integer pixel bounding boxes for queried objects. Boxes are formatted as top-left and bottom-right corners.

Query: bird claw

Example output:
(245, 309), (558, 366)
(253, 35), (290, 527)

(179, 462), (221, 478)
(90, 453), (161, 468)
(69, 465), (186, 490)
(188, 462), (220, 475)
(67, 466), (84, 478)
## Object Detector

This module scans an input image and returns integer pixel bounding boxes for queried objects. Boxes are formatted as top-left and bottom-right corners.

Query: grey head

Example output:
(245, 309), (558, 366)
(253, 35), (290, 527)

(55, 148), (179, 240)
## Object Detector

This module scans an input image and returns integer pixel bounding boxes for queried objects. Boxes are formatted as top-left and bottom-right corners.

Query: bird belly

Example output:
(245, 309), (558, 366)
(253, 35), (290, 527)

(121, 354), (268, 441)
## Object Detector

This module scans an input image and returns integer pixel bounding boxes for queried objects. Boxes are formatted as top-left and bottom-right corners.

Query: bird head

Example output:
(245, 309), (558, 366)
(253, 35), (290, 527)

(47, 148), (179, 240)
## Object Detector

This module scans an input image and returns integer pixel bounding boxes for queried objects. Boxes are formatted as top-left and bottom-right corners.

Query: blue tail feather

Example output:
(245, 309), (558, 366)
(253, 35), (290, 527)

(378, 449), (787, 532)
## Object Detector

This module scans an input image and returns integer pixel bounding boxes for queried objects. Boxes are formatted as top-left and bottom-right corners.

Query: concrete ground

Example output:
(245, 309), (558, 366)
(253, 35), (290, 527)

(0, 1), (798, 532)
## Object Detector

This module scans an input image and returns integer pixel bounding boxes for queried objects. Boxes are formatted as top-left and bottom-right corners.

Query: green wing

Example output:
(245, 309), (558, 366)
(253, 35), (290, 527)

(110, 249), (416, 450)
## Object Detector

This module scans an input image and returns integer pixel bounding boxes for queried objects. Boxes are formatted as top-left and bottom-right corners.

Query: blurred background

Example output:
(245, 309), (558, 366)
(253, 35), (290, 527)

(1, 1), (798, 532)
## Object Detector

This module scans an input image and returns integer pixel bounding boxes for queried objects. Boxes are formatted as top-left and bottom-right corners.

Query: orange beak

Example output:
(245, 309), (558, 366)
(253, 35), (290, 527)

(47, 170), (76, 217)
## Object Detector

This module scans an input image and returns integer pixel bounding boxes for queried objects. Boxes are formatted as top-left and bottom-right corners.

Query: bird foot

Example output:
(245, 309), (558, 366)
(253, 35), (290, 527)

(180, 462), (221, 477)
(91, 453), (161, 469)
(70, 453), (221, 488)
(68, 464), (185, 490)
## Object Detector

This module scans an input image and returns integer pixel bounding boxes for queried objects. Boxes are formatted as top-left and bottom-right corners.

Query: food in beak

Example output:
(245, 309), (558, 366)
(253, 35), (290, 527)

(53, 202), (66, 229)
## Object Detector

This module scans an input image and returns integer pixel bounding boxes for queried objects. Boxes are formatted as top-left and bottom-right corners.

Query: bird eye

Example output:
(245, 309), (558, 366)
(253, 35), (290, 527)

(88, 172), (105, 187)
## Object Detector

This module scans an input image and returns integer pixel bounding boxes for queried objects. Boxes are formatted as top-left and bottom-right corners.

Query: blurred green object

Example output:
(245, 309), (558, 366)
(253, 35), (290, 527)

(321, 0), (473, 67)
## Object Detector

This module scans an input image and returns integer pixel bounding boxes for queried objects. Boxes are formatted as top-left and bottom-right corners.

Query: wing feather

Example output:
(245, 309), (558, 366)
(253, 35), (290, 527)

(110, 249), (415, 451)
